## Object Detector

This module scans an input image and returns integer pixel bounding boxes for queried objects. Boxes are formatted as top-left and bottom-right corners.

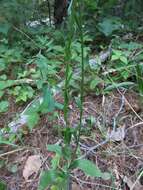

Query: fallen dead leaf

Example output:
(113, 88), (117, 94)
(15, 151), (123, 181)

(107, 126), (125, 142)
(23, 155), (41, 181)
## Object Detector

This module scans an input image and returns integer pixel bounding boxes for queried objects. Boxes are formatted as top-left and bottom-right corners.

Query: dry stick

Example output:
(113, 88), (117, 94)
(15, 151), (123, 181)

(71, 175), (118, 190)
(0, 147), (26, 158)
(130, 171), (143, 190)
(0, 146), (41, 158)
(78, 139), (109, 160)
(126, 121), (143, 131)
(119, 91), (143, 121)
(13, 26), (40, 48)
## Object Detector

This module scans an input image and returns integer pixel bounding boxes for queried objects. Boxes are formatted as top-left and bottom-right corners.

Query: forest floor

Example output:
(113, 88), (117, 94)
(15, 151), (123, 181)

(0, 89), (143, 190)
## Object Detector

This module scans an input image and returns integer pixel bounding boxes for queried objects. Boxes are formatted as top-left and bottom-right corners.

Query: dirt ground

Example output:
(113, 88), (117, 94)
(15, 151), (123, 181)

(0, 89), (143, 190)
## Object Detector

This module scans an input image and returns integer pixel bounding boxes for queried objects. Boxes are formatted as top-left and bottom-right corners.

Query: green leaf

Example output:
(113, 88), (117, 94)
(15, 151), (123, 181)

(112, 49), (122, 57)
(0, 91), (4, 98)
(70, 159), (111, 180)
(27, 112), (39, 130)
(104, 82), (134, 91)
(75, 97), (82, 109)
(0, 58), (5, 71)
(72, 159), (102, 177)
(35, 54), (48, 80)
(0, 75), (7, 80)
(40, 87), (55, 113)
(120, 56), (128, 64)
(47, 144), (62, 155)
(51, 154), (60, 169)
(111, 55), (119, 61)
(90, 78), (102, 90)
(24, 98), (41, 114)
(0, 180), (6, 190)
(62, 145), (72, 160)
(0, 80), (15, 90)
(63, 128), (72, 145)
(38, 170), (58, 190)
(55, 102), (64, 110)
(121, 70), (129, 79)
(98, 18), (121, 36)
(0, 139), (18, 146)
(0, 101), (9, 113)
(119, 42), (143, 50)
(0, 23), (10, 35)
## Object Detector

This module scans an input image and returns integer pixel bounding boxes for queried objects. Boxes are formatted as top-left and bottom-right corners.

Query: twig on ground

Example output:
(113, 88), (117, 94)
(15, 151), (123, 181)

(0, 147), (26, 158)
(78, 139), (109, 159)
(72, 175), (118, 190)
(117, 90), (143, 121)
(126, 121), (143, 131)
(130, 170), (143, 190)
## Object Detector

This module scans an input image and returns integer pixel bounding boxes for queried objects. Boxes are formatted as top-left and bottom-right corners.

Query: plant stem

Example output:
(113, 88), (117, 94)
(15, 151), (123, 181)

(64, 39), (71, 127)
(71, 1), (85, 159)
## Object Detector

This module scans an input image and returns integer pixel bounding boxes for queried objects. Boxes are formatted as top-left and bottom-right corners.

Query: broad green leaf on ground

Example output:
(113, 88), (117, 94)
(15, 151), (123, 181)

(120, 56), (128, 64)
(35, 54), (48, 80)
(98, 18), (122, 36)
(38, 170), (58, 190)
(90, 78), (102, 90)
(0, 80), (15, 90)
(0, 23), (10, 35)
(71, 159), (102, 177)
(71, 159), (111, 180)
(0, 75), (7, 80)
(40, 87), (55, 113)
(119, 42), (143, 50)
(24, 98), (42, 114)
(0, 101), (9, 112)
(27, 112), (39, 130)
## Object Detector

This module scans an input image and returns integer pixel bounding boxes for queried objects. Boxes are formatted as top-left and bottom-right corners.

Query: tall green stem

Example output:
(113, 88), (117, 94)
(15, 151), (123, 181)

(71, 1), (85, 159)
(64, 38), (72, 127)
